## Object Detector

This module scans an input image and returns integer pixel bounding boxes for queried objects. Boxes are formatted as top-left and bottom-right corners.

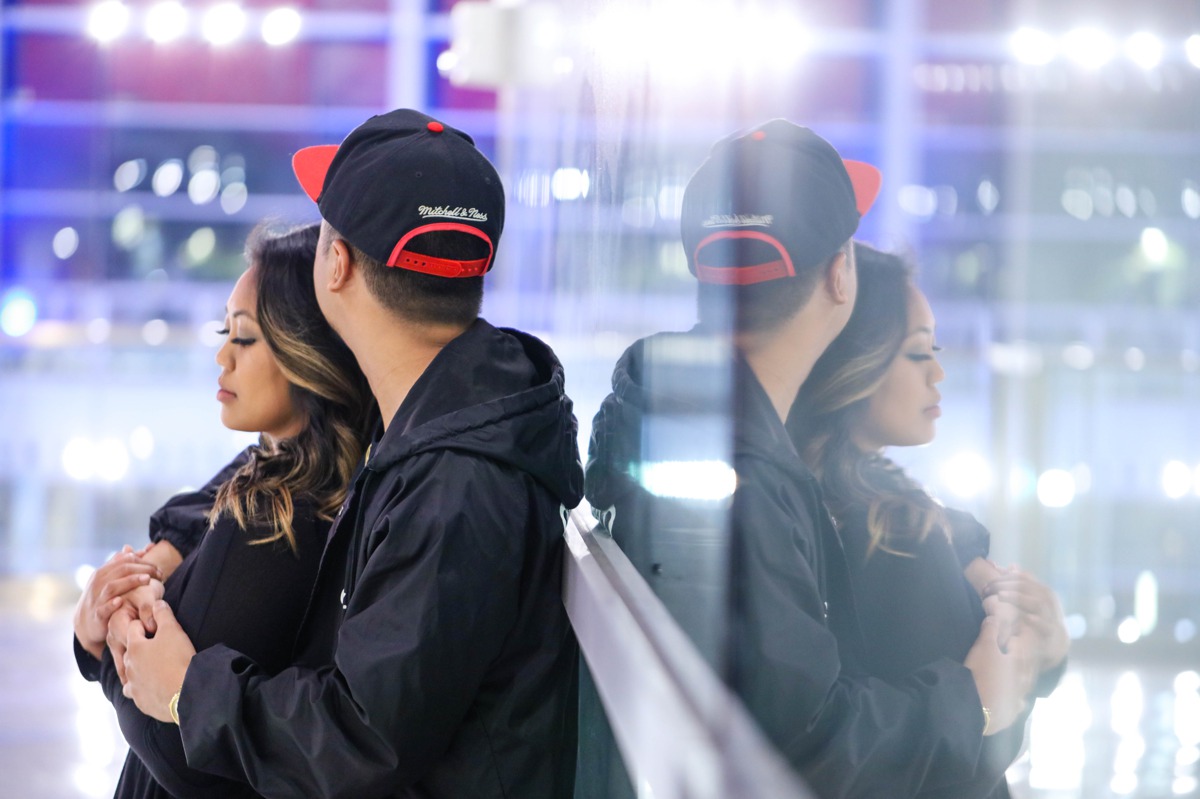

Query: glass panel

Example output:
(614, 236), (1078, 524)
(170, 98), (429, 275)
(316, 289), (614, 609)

(3, 0), (1199, 796)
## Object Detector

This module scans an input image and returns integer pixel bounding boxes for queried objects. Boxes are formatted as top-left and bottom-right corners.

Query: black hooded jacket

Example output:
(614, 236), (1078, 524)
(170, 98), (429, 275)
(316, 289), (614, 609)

(586, 330), (992, 799)
(177, 319), (584, 799)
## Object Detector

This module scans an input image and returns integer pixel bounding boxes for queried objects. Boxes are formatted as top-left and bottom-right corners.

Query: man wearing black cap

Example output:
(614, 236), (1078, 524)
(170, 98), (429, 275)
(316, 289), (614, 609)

(119, 109), (582, 799)
(585, 120), (1037, 797)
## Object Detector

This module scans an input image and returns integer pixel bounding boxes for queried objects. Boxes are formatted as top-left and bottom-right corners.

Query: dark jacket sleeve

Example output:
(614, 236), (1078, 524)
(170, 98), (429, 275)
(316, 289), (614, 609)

(97, 505), (326, 799)
(148, 448), (252, 557)
(728, 477), (989, 799)
(74, 636), (102, 682)
(945, 508), (991, 569)
(98, 651), (254, 798)
(177, 453), (533, 798)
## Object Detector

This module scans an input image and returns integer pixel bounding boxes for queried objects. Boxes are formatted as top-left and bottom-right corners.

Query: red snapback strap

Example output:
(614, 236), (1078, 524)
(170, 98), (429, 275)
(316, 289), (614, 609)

(693, 230), (795, 286)
(386, 222), (495, 278)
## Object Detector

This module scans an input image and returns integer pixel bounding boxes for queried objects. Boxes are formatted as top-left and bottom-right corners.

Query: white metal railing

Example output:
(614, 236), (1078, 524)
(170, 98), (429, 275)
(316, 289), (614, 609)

(562, 504), (813, 799)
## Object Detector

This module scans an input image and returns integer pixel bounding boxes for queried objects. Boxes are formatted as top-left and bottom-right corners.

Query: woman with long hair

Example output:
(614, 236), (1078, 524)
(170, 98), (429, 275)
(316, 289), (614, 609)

(787, 243), (1068, 798)
(73, 222), (376, 799)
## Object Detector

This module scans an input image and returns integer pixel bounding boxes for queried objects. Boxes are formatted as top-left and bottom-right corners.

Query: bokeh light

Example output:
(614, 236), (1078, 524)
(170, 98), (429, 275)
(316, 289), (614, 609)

(1037, 468), (1076, 508)
(202, 3), (247, 46)
(262, 7), (302, 46)
(0, 291), (38, 338)
(53, 227), (80, 260)
(152, 160), (185, 197)
(87, 1), (130, 43)
(145, 1), (188, 44)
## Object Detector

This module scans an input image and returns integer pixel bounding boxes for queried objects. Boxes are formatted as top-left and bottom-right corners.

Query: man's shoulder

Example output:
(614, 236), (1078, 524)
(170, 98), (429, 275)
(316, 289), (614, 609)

(366, 448), (546, 518)
(732, 454), (823, 541)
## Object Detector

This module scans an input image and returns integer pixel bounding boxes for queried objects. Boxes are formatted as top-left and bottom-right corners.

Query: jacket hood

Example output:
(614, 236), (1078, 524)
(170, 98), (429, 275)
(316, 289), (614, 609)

(586, 328), (814, 512)
(367, 318), (583, 507)
(586, 329), (741, 511)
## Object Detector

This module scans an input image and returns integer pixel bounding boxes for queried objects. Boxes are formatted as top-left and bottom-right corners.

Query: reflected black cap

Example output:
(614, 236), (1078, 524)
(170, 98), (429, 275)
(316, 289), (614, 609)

(681, 120), (881, 285)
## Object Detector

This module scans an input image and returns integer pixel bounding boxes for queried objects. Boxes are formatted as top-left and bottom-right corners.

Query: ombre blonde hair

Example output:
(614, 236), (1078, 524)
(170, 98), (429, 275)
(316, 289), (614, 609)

(211, 223), (376, 551)
(787, 243), (948, 557)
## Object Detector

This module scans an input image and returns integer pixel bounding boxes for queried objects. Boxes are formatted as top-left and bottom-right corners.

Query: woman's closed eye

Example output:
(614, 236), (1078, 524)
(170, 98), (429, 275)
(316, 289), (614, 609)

(905, 346), (942, 362)
(216, 327), (257, 346)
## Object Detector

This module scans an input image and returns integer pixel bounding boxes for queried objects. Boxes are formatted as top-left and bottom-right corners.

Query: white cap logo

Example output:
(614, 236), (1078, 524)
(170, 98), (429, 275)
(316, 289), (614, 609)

(702, 213), (773, 228)
(418, 205), (488, 222)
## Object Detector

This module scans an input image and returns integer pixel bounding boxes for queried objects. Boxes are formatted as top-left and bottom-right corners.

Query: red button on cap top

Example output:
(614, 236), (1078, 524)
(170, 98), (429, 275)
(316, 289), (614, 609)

(427, 121), (444, 133)
(751, 130), (766, 140)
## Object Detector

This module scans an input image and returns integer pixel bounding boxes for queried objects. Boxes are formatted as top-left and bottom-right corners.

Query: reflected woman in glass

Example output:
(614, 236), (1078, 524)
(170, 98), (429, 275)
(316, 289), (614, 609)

(787, 243), (1068, 798)
(72, 222), (375, 799)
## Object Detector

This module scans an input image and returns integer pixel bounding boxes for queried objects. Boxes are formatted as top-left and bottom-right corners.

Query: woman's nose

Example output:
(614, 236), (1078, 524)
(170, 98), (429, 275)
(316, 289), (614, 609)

(215, 338), (232, 370)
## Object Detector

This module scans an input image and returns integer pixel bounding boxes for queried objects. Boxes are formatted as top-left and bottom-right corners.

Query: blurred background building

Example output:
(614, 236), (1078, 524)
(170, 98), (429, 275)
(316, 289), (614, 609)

(0, 0), (1198, 797)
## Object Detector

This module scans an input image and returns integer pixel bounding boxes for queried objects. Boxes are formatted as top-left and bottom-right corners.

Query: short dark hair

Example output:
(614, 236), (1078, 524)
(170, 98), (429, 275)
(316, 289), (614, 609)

(324, 222), (483, 327)
(696, 240), (851, 333)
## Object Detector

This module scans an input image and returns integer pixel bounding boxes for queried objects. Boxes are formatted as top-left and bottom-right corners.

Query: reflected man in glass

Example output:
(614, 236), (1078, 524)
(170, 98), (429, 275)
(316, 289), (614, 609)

(586, 120), (1039, 797)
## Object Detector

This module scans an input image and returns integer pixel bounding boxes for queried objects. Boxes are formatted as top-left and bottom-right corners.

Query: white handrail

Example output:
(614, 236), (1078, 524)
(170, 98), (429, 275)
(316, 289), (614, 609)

(563, 504), (814, 799)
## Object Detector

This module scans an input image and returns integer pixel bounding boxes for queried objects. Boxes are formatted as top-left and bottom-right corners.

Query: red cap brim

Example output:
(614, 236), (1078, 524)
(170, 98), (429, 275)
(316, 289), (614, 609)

(292, 144), (340, 203)
(844, 159), (882, 217)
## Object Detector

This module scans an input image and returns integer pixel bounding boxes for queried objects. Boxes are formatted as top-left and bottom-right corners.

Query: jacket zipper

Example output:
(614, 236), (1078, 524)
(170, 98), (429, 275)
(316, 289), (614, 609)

(341, 467), (376, 611)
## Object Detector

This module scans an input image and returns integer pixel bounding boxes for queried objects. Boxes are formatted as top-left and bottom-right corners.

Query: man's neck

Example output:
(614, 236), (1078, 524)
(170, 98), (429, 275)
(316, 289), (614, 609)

(342, 310), (470, 430)
(737, 312), (829, 424)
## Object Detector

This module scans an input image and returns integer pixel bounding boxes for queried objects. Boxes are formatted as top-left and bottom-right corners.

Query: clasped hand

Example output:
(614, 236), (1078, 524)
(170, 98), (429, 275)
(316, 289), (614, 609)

(965, 558), (1069, 671)
(73, 545), (163, 660)
(109, 599), (196, 723)
(74, 545), (196, 722)
(963, 558), (1069, 735)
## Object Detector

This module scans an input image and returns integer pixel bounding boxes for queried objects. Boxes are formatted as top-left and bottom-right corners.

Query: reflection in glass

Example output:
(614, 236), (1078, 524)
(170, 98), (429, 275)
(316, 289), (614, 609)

(1027, 672), (1089, 791)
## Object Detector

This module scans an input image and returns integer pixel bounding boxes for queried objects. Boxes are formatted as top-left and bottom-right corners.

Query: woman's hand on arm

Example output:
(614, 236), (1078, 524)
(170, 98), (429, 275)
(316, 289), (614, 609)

(963, 556), (1004, 596)
(125, 579), (166, 634)
(74, 546), (162, 660)
(964, 616), (1038, 735)
(122, 601), (196, 723)
(106, 603), (140, 684)
(982, 570), (1069, 674)
(963, 557), (1021, 650)
(136, 540), (184, 584)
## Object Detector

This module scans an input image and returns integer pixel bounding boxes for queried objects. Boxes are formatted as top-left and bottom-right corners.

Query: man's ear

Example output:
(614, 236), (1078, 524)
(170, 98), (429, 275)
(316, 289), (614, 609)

(827, 250), (852, 305)
(326, 239), (354, 293)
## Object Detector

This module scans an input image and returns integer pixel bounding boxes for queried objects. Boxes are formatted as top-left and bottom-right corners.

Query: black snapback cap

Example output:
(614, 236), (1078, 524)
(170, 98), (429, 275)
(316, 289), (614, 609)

(292, 109), (504, 278)
(681, 120), (882, 285)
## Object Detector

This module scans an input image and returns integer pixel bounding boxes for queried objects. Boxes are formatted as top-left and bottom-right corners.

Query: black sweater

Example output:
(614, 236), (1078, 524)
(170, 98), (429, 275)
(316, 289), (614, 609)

(836, 505), (1023, 799)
